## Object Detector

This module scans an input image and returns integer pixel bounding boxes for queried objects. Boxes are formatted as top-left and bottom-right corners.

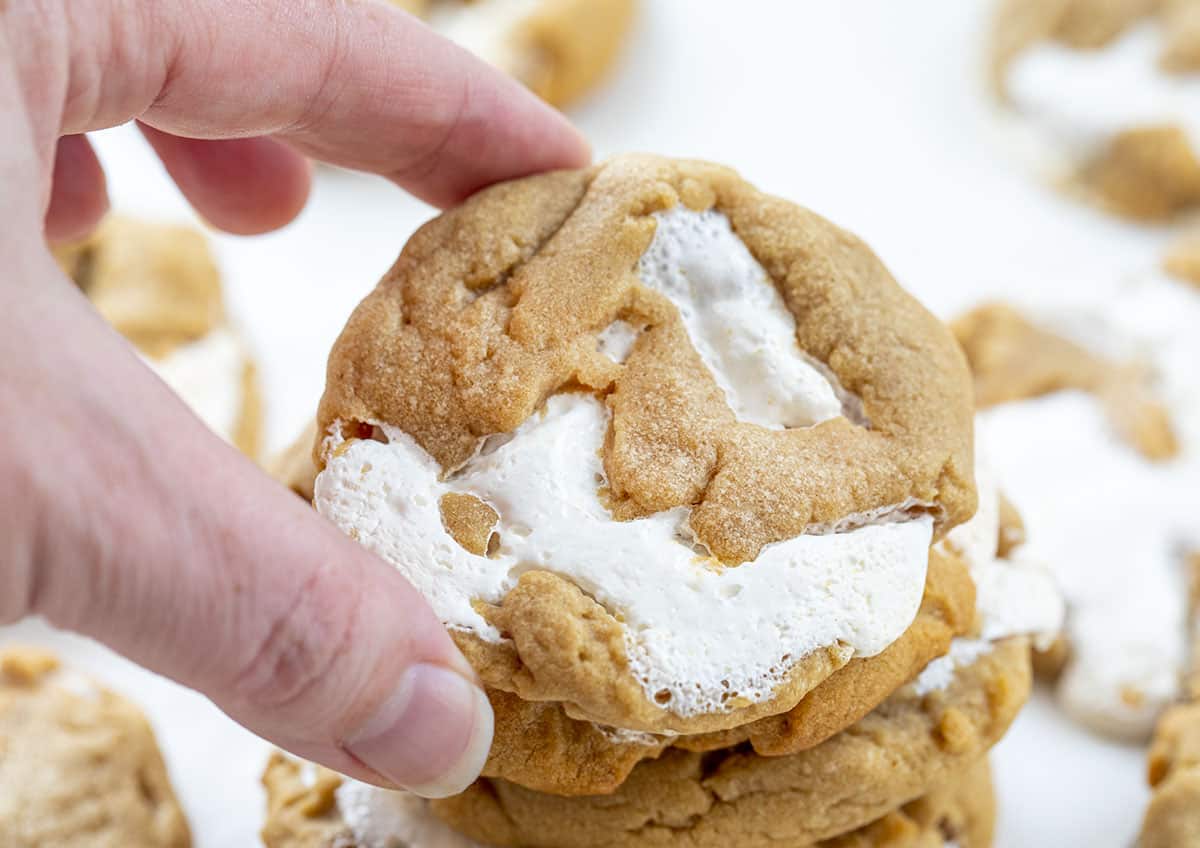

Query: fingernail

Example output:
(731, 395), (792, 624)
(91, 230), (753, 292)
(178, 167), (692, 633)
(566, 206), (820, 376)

(346, 663), (493, 799)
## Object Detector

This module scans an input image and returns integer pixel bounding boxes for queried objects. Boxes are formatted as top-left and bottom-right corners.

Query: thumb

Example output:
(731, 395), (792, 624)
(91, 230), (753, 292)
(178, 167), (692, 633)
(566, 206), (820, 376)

(1, 255), (492, 798)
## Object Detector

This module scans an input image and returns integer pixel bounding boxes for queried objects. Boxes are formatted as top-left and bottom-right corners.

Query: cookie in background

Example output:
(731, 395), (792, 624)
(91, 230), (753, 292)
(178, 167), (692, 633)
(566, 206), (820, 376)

(0, 648), (191, 848)
(390, 0), (636, 108)
(53, 216), (264, 459)
(989, 0), (1200, 220)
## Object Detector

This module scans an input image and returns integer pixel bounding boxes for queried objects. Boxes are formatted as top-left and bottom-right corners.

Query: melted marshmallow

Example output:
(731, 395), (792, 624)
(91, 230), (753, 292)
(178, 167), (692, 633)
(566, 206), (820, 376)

(638, 208), (845, 429)
(317, 394), (931, 717)
(336, 781), (480, 848)
(145, 326), (246, 443)
(424, 0), (540, 76)
(1007, 23), (1200, 166)
(596, 320), (639, 364)
(914, 443), (1065, 697)
(975, 277), (1200, 738)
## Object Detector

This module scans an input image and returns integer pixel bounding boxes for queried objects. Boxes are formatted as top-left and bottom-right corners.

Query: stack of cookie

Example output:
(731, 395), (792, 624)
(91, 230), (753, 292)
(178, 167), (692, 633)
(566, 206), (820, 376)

(262, 155), (1062, 847)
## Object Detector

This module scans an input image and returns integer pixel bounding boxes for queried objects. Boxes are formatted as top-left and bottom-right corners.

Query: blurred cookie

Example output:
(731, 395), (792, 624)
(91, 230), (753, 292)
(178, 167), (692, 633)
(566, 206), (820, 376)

(1140, 700), (1200, 848)
(313, 154), (977, 742)
(990, 0), (1200, 220)
(0, 648), (190, 848)
(262, 748), (997, 848)
(55, 216), (263, 458)
(1164, 227), (1200, 289)
(390, 0), (635, 107)
(954, 283), (1200, 740)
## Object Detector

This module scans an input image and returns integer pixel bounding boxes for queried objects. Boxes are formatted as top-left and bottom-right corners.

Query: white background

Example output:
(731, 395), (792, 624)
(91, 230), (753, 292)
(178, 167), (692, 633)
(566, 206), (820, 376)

(3, 1), (1184, 845)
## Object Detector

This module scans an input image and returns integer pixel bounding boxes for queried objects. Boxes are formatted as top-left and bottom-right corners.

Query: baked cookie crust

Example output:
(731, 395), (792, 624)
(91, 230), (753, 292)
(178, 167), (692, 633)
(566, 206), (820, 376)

(0, 648), (191, 848)
(261, 751), (997, 848)
(430, 638), (1028, 848)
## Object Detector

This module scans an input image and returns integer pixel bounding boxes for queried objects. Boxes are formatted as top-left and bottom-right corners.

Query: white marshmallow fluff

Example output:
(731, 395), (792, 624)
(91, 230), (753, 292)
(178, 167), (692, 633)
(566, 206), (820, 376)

(316, 206), (933, 719)
(336, 781), (480, 848)
(915, 443), (1065, 697)
(145, 326), (247, 444)
(1005, 22), (1200, 173)
(317, 394), (931, 717)
(975, 275), (1200, 739)
(638, 208), (846, 429)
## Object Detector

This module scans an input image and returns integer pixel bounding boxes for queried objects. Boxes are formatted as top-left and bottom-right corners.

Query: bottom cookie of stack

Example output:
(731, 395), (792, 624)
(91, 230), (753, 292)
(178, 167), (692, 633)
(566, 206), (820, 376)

(261, 638), (1029, 848)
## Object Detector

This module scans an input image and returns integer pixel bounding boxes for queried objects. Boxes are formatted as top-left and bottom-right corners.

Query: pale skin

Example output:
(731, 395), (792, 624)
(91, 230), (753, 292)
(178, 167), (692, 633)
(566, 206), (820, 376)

(0, 0), (588, 799)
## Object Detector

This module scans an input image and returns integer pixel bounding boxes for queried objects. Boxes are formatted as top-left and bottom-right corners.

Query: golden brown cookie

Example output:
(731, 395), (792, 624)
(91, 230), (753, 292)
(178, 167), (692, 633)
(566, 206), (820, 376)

(54, 216), (264, 458)
(261, 753), (996, 848)
(432, 639), (1029, 848)
(0, 648), (191, 848)
(990, 0), (1200, 220)
(1140, 701), (1200, 848)
(953, 302), (1178, 461)
(390, 0), (635, 108)
(315, 154), (976, 738)
(479, 545), (976, 795)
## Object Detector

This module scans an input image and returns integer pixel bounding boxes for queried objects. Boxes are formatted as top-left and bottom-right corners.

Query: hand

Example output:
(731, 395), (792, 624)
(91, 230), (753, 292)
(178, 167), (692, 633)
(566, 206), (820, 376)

(0, 0), (588, 798)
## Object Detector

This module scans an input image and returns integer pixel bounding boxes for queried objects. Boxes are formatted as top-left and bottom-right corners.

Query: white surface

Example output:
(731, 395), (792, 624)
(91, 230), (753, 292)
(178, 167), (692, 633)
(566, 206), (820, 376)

(3, 0), (1193, 845)
(316, 392), (931, 721)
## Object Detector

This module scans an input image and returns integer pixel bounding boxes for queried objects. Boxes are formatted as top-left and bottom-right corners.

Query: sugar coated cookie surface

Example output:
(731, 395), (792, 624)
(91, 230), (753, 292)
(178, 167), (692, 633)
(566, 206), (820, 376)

(0, 648), (191, 848)
(389, 0), (635, 107)
(990, 0), (1200, 219)
(314, 154), (976, 736)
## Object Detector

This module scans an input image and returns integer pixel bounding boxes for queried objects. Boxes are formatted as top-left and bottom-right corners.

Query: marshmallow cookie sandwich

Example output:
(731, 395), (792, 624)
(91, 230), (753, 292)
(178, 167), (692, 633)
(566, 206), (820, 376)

(263, 453), (1054, 848)
(954, 275), (1200, 740)
(990, 0), (1200, 219)
(0, 648), (191, 848)
(54, 216), (263, 458)
(388, 0), (635, 108)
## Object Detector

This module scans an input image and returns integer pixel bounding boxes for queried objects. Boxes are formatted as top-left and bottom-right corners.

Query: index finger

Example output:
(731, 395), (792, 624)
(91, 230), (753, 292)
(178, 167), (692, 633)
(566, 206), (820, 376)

(15, 0), (590, 206)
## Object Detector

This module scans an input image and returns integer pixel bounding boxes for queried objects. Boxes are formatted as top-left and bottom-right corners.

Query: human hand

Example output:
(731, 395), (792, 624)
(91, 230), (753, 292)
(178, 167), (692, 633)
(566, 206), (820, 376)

(0, 0), (588, 798)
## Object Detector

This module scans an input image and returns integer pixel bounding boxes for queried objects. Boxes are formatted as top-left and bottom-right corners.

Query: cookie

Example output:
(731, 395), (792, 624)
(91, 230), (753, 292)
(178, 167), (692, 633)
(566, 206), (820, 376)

(954, 302), (1178, 461)
(261, 749), (996, 848)
(389, 0), (635, 108)
(990, 0), (1200, 220)
(0, 648), (191, 848)
(479, 544), (975, 795)
(432, 639), (1027, 848)
(1164, 227), (1200, 289)
(54, 216), (264, 458)
(1140, 700), (1200, 848)
(954, 284), (1200, 740)
(313, 154), (976, 740)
